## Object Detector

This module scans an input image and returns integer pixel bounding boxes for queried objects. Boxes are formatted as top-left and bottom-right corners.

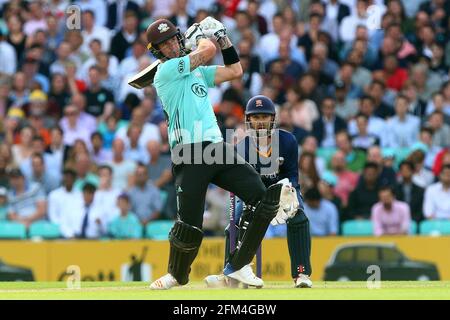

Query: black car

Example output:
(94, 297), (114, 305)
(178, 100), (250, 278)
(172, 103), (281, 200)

(0, 259), (34, 281)
(323, 243), (440, 281)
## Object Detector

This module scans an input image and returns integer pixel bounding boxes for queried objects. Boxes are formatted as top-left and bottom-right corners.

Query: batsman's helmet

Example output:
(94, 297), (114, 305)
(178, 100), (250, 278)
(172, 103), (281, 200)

(146, 19), (186, 59)
(245, 95), (276, 137)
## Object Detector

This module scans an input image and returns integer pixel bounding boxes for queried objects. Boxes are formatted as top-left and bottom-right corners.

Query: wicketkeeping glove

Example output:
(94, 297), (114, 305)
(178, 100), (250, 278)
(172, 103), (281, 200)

(199, 16), (227, 41)
(184, 23), (207, 51)
(271, 178), (300, 226)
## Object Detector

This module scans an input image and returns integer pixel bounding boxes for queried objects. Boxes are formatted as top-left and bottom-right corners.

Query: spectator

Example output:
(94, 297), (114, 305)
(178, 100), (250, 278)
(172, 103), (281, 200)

(20, 135), (61, 180)
(7, 168), (47, 228)
(128, 163), (162, 226)
(9, 72), (30, 108)
(47, 126), (65, 169)
(73, 152), (99, 191)
(108, 139), (136, 191)
(5, 15), (27, 65)
(351, 113), (380, 151)
(324, 0), (351, 27)
(300, 135), (326, 173)
(348, 95), (387, 146)
(81, 10), (112, 55)
(330, 150), (359, 207)
(246, 0), (268, 36)
(59, 104), (93, 147)
(106, 0), (140, 31)
(93, 165), (121, 220)
(115, 107), (161, 151)
(339, 0), (371, 44)
(318, 171), (343, 217)
(423, 164), (450, 219)
(0, 27), (18, 76)
(24, 153), (60, 195)
(298, 151), (320, 193)
(427, 111), (450, 148)
(290, 88), (319, 131)
(368, 80), (395, 120)
(11, 126), (34, 166)
(383, 54), (409, 92)
(371, 186), (411, 236)
(277, 106), (310, 145)
(303, 187), (339, 236)
(77, 183), (109, 239)
(347, 162), (381, 219)
(408, 149), (435, 188)
(426, 91), (450, 124)
(386, 95), (421, 148)
(334, 80), (359, 121)
(312, 97), (347, 148)
(124, 125), (151, 165)
(395, 160), (425, 223)
(49, 41), (81, 76)
(90, 132), (112, 165)
(0, 187), (7, 221)
(48, 168), (84, 238)
(108, 193), (142, 239)
(419, 126), (442, 170)
(366, 145), (397, 186)
(335, 130), (367, 172)
(110, 10), (139, 62)
(84, 65), (115, 121)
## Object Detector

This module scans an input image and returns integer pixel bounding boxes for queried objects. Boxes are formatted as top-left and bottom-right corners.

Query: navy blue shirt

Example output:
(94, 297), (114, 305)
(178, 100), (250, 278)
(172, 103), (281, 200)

(236, 129), (303, 205)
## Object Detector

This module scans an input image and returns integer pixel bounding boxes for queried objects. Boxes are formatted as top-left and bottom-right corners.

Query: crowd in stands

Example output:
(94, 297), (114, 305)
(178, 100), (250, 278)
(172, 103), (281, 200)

(0, 0), (450, 240)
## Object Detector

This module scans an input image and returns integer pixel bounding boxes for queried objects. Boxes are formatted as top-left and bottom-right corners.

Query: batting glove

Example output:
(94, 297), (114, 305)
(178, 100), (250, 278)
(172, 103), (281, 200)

(199, 16), (227, 41)
(184, 23), (207, 51)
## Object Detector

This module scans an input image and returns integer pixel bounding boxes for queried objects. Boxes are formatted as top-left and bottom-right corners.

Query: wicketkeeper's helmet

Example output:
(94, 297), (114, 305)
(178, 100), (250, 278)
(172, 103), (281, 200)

(146, 19), (186, 59)
(245, 95), (276, 138)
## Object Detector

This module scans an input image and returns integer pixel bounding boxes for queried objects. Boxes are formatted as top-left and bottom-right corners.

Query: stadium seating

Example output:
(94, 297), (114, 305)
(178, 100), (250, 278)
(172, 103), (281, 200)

(419, 220), (450, 236)
(29, 221), (61, 239)
(145, 220), (175, 240)
(0, 222), (27, 239)
(342, 220), (373, 236)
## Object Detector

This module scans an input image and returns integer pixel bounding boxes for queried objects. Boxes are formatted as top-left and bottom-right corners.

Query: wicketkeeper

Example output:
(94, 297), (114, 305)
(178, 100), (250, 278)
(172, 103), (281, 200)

(205, 95), (313, 288)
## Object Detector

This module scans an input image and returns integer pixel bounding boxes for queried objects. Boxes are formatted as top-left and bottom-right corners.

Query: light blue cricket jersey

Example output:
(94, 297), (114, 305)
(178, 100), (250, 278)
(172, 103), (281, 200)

(153, 55), (223, 149)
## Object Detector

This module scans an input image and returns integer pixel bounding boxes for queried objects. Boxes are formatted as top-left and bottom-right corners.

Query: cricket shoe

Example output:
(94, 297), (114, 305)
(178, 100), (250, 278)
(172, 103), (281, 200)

(204, 274), (228, 288)
(149, 273), (180, 290)
(223, 263), (264, 288)
(295, 274), (312, 288)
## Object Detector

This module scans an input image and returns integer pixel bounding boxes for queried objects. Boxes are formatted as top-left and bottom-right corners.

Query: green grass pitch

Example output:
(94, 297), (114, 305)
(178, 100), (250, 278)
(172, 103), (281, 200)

(0, 281), (449, 300)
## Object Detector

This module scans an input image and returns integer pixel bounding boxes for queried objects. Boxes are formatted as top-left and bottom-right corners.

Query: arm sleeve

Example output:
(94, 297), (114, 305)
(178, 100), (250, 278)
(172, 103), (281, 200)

(157, 55), (191, 82)
(199, 65), (218, 88)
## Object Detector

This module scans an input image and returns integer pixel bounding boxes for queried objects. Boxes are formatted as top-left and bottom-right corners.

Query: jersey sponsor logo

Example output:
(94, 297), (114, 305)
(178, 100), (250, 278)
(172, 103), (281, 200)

(178, 60), (185, 73)
(158, 23), (169, 33)
(191, 83), (207, 97)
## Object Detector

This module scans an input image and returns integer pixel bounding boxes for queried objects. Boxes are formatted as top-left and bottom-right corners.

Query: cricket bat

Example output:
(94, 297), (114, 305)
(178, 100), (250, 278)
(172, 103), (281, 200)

(127, 59), (161, 89)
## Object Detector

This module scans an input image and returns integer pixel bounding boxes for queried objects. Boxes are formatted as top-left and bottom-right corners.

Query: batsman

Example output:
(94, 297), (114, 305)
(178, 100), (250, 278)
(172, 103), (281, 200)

(143, 18), (283, 290)
(206, 95), (313, 288)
